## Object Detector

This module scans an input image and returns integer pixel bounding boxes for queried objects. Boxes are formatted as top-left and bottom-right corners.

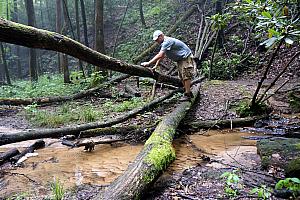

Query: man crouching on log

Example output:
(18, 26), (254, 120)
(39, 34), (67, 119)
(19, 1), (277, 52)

(141, 30), (197, 101)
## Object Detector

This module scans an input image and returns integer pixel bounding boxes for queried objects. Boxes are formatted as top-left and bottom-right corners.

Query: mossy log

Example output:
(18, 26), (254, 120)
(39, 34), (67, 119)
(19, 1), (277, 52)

(94, 83), (201, 200)
(0, 88), (180, 146)
(0, 19), (181, 87)
(0, 74), (128, 106)
(0, 148), (20, 165)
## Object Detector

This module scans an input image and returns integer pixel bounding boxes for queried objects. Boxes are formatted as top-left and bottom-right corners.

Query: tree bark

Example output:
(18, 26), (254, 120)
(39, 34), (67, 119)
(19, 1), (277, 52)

(0, 19), (181, 86)
(13, 0), (22, 79)
(79, 124), (156, 138)
(0, 148), (20, 165)
(0, 43), (11, 84)
(24, 0), (38, 82)
(95, 83), (201, 200)
(94, 0), (106, 74)
(139, 0), (146, 27)
(75, 0), (85, 76)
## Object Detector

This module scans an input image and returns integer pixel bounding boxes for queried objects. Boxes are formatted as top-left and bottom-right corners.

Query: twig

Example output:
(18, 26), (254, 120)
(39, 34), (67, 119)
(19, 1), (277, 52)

(2, 171), (40, 185)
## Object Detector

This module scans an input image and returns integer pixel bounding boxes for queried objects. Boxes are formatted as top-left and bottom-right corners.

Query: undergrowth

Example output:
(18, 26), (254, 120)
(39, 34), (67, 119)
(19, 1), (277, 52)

(0, 74), (88, 99)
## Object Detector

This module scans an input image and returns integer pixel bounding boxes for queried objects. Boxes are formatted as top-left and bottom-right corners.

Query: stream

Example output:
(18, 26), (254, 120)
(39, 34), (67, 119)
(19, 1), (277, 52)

(0, 128), (260, 198)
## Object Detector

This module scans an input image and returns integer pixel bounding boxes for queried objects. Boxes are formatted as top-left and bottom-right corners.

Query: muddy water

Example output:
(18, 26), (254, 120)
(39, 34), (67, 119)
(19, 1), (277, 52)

(0, 129), (258, 198)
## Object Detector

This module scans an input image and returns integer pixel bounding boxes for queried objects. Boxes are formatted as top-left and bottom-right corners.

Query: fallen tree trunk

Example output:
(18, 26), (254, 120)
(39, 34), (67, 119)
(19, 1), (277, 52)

(79, 124), (156, 138)
(0, 148), (20, 165)
(0, 88), (180, 146)
(62, 138), (127, 149)
(0, 71), (129, 106)
(11, 140), (45, 163)
(95, 83), (201, 200)
(0, 19), (181, 87)
(181, 116), (266, 131)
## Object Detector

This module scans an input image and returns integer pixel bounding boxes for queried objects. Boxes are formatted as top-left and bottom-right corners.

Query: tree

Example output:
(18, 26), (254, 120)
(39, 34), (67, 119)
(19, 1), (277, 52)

(12, 0), (22, 78)
(24, 0), (38, 82)
(0, 18), (182, 86)
(56, 0), (70, 83)
(75, 0), (85, 76)
(139, 0), (146, 27)
(0, 43), (11, 84)
(94, 0), (106, 74)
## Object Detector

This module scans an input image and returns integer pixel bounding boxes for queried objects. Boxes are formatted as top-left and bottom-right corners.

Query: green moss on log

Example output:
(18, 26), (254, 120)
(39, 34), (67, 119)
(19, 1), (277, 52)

(143, 127), (176, 183)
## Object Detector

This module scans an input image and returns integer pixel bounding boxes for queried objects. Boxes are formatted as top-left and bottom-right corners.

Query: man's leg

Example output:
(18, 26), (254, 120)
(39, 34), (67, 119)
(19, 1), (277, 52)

(183, 79), (191, 94)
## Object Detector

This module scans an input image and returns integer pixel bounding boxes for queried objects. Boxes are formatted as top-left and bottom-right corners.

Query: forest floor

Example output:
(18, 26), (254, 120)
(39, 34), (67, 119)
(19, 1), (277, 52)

(0, 73), (299, 199)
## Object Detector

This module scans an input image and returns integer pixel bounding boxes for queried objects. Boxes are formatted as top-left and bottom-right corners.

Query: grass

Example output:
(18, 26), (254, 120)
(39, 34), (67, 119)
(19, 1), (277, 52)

(23, 97), (146, 128)
(103, 97), (145, 112)
(0, 74), (88, 99)
(24, 102), (104, 127)
(50, 178), (64, 200)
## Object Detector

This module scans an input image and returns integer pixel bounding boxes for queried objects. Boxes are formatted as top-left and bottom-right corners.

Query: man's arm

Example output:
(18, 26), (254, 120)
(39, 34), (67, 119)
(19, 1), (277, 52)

(141, 51), (165, 67)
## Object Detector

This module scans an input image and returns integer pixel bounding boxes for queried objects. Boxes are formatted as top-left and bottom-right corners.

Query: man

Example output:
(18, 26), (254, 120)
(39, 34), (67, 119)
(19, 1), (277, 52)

(141, 30), (197, 101)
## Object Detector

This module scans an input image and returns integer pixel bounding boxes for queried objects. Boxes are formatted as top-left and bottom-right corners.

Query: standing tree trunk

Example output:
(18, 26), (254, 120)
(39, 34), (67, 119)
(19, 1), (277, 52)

(94, 0), (106, 74)
(56, 0), (70, 83)
(112, 0), (129, 58)
(75, 0), (85, 76)
(80, 0), (91, 75)
(13, 0), (22, 79)
(215, 0), (224, 47)
(0, 43), (11, 84)
(56, 0), (63, 74)
(25, 0), (38, 82)
(62, 0), (70, 83)
(139, 0), (147, 27)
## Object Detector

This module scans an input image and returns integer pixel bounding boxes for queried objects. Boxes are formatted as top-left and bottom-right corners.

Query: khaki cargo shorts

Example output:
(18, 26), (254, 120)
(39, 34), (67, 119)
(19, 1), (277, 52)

(177, 55), (197, 81)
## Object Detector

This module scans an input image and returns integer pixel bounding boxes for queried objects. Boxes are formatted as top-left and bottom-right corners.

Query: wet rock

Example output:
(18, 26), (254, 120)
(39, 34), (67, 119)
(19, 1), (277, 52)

(257, 137), (300, 177)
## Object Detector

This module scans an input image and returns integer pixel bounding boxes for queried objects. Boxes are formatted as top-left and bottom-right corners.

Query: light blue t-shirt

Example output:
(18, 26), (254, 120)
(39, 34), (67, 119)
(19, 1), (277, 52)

(160, 36), (192, 62)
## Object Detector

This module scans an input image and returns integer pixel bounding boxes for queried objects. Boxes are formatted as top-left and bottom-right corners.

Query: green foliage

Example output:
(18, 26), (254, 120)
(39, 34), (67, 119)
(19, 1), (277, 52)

(201, 52), (242, 80)
(0, 74), (87, 99)
(50, 178), (64, 200)
(86, 72), (105, 88)
(103, 97), (145, 112)
(289, 92), (300, 112)
(236, 100), (269, 117)
(220, 170), (242, 198)
(70, 71), (85, 84)
(24, 103), (104, 127)
(210, 13), (233, 30)
(232, 0), (300, 49)
(115, 0), (178, 61)
(250, 185), (272, 199)
(0, 0), (13, 19)
(275, 178), (300, 198)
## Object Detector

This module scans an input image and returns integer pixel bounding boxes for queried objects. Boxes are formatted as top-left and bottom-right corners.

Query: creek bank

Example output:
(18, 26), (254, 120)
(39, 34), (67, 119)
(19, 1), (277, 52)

(257, 138), (300, 178)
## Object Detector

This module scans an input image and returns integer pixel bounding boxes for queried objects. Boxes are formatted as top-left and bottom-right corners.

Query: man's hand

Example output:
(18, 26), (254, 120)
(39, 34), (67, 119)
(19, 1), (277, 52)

(141, 62), (150, 67)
